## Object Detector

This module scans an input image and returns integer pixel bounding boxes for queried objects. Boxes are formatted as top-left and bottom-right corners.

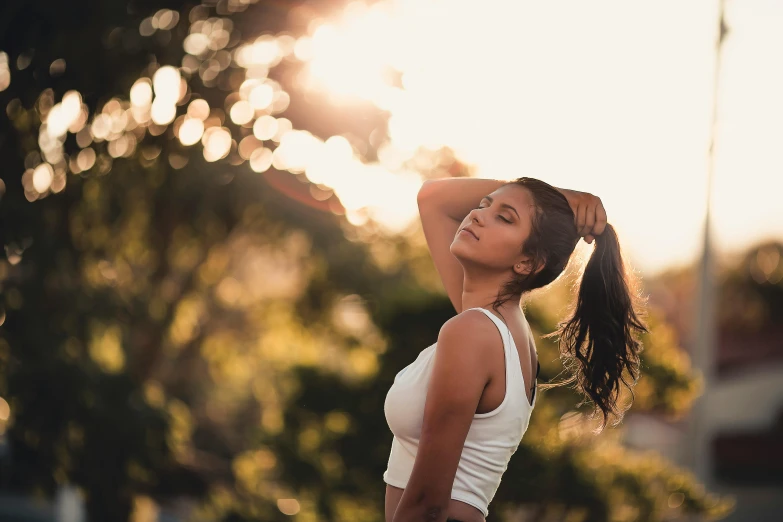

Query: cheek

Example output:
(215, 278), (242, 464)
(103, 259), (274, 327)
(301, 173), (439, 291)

(494, 228), (528, 257)
(471, 230), (516, 263)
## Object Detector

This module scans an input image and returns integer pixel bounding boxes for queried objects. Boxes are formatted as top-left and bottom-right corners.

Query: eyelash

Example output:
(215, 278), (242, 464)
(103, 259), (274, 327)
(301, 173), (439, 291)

(475, 206), (512, 223)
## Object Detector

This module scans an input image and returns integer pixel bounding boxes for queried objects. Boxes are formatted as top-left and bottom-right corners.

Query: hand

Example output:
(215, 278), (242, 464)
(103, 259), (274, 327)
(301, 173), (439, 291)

(556, 188), (607, 244)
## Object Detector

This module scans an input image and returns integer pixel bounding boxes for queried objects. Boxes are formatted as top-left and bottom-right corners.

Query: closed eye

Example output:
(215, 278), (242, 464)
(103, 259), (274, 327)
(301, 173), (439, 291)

(475, 205), (512, 223)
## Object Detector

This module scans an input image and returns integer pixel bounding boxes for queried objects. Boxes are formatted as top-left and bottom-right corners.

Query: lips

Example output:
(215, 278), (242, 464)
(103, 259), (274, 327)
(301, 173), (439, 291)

(460, 227), (479, 240)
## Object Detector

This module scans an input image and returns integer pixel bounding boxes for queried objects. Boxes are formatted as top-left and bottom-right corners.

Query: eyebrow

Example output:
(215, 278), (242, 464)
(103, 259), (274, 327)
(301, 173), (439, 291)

(481, 195), (519, 219)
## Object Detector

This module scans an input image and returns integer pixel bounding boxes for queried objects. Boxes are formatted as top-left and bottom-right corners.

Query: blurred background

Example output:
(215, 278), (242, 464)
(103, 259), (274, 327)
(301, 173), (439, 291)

(0, 0), (780, 520)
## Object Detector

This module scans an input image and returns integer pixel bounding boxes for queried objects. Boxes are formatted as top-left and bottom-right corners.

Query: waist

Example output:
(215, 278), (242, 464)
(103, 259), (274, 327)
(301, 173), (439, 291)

(385, 483), (486, 522)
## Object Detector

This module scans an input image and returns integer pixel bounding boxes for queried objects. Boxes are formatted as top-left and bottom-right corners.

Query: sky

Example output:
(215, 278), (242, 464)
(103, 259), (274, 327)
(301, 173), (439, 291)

(303, 0), (783, 277)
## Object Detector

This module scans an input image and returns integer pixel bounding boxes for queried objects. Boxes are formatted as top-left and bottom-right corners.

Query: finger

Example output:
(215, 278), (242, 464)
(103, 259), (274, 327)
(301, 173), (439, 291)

(585, 234), (594, 244)
(593, 201), (608, 236)
(576, 203), (586, 237)
(582, 203), (596, 237)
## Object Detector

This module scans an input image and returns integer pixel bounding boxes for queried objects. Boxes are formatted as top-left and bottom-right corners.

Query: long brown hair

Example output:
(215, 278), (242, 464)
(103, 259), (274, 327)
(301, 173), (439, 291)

(489, 177), (649, 433)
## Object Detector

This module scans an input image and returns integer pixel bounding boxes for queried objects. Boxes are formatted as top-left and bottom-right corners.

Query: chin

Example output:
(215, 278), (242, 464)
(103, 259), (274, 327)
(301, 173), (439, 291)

(450, 242), (477, 264)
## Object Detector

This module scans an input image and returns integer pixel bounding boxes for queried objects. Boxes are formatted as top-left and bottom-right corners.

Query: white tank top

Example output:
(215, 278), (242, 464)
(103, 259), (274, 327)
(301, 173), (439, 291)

(383, 307), (539, 518)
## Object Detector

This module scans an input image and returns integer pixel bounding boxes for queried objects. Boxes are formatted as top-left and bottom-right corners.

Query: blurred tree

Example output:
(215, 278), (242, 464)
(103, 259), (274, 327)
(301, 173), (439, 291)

(0, 0), (735, 521)
(649, 240), (783, 378)
(719, 241), (783, 331)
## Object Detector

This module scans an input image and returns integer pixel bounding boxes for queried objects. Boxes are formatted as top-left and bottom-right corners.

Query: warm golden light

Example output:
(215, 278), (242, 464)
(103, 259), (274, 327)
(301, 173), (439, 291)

(107, 134), (136, 158)
(252, 115), (277, 141)
(238, 135), (262, 160)
(271, 117), (292, 142)
(0, 51), (9, 92)
(151, 98), (176, 125)
(287, 0), (783, 267)
(179, 117), (205, 146)
(13, 1), (782, 273)
(202, 126), (231, 162)
(229, 100), (253, 125)
(32, 163), (54, 193)
(184, 33), (210, 55)
(0, 397), (9, 422)
(248, 83), (274, 110)
(187, 98), (210, 120)
(77, 148), (96, 171)
(236, 35), (282, 68)
(153, 66), (181, 101)
(130, 79), (153, 107)
(152, 9), (179, 31)
(45, 90), (82, 138)
(91, 114), (111, 140)
(277, 498), (300, 516)
(89, 323), (125, 374)
(149, 66), (180, 126)
(49, 58), (66, 76)
(249, 147), (273, 173)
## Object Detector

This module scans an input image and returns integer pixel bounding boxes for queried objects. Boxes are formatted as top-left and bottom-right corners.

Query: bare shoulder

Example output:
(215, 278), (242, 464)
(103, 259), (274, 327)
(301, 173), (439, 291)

(438, 309), (500, 354)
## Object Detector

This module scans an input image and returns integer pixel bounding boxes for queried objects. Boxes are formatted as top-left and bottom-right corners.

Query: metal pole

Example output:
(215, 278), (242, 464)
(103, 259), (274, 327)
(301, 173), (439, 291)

(686, 0), (728, 494)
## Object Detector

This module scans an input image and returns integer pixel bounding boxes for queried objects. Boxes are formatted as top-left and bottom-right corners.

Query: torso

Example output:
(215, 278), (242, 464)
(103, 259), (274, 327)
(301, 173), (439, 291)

(385, 310), (538, 522)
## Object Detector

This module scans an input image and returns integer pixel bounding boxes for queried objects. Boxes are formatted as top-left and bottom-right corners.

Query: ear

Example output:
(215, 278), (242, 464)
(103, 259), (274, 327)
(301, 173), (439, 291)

(513, 257), (544, 277)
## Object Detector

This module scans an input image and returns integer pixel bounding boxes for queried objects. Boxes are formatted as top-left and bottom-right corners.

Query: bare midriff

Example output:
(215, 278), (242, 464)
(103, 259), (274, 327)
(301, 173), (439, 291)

(385, 484), (485, 522)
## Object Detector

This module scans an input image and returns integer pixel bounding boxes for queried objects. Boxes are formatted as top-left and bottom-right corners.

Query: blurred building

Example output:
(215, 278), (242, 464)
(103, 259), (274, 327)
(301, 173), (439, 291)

(624, 242), (783, 522)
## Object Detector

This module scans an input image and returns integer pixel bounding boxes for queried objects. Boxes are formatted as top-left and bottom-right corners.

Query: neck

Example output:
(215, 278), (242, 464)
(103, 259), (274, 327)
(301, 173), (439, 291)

(461, 270), (521, 317)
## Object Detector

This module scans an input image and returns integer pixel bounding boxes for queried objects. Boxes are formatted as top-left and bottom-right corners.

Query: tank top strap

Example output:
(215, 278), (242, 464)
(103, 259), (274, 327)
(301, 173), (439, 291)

(465, 308), (511, 351)
(464, 307), (515, 372)
(466, 307), (537, 409)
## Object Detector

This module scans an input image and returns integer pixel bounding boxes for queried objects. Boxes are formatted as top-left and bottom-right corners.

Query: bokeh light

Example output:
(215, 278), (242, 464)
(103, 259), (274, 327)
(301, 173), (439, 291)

(0, 51), (10, 91)
(130, 79), (153, 107)
(229, 100), (253, 125)
(187, 98), (210, 120)
(249, 147), (273, 173)
(179, 117), (205, 146)
(77, 148), (96, 171)
(0, 397), (10, 422)
(252, 115), (277, 141)
(32, 163), (53, 193)
(202, 126), (232, 162)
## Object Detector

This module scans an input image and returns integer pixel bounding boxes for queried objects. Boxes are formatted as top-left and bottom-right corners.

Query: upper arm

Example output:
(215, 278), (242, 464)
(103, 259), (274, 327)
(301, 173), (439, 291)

(399, 312), (494, 512)
(417, 184), (465, 314)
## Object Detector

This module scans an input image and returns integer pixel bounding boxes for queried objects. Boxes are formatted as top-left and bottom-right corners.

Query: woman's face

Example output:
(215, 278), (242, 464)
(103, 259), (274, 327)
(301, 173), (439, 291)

(450, 183), (538, 274)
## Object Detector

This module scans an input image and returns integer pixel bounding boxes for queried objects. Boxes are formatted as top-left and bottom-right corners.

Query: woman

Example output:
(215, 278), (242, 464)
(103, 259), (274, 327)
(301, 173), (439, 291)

(383, 177), (648, 522)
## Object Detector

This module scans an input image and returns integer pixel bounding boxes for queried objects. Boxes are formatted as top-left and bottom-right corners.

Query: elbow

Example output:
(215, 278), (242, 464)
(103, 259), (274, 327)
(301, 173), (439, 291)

(424, 506), (445, 521)
(417, 181), (442, 216)
(417, 180), (435, 205)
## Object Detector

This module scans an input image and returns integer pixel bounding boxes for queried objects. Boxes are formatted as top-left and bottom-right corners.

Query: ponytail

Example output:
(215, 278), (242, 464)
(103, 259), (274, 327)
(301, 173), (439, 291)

(543, 224), (649, 433)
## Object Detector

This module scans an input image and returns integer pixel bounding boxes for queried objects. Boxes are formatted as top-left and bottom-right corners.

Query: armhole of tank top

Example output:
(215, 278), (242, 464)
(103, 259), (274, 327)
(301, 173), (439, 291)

(530, 359), (540, 406)
(467, 308), (512, 419)
(529, 354), (540, 407)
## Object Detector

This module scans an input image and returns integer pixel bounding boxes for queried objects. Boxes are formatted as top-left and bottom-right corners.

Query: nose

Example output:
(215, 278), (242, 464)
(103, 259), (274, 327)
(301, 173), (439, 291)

(469, 208), (483, 225)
